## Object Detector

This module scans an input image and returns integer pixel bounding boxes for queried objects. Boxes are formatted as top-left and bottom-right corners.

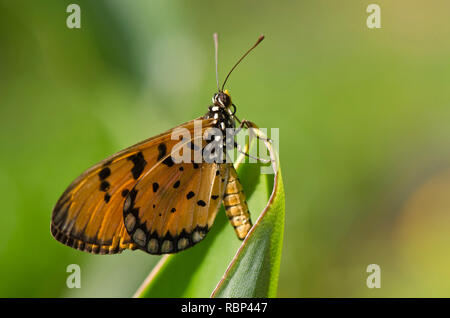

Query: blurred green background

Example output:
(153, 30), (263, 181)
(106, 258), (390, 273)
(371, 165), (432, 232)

(1, 0), (450, 297)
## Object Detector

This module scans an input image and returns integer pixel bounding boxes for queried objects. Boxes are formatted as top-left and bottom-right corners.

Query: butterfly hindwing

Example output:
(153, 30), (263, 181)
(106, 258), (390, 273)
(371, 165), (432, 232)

(123, 139), (232, 254)
(51, 118), (215, 254)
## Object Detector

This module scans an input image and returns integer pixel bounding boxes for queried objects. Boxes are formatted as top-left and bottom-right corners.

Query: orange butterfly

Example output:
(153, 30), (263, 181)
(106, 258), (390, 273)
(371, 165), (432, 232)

(51, 34), (265, 255)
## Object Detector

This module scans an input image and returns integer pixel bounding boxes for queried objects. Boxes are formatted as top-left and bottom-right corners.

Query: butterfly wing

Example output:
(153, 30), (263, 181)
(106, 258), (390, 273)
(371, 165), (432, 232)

(123, 139), (231, 254)
(51, 118), (214, 254)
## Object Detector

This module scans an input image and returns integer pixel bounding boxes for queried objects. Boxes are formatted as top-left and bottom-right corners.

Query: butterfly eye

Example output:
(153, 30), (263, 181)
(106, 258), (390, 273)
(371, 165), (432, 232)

(219, 93), (231, 108)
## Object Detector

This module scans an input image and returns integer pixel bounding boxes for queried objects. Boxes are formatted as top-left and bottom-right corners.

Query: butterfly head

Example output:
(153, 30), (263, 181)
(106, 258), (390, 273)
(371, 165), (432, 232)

(213, 89), (232, 109)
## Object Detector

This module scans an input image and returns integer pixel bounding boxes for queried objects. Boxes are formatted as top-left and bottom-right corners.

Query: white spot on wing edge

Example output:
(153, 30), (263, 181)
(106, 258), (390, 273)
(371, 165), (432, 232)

(161, 240), (173, 253)
(124, 214), (136, 232)
(133, 228), (146, 246)
(177, 237), (189, 250)
(147, 238), (159, 253)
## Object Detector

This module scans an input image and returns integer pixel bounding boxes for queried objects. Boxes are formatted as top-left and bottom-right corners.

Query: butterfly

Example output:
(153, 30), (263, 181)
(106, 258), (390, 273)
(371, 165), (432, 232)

(51, 34), (266, 255)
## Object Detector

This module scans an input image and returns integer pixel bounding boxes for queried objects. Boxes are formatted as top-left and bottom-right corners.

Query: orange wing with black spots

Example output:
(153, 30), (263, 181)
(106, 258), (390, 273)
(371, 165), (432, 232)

(51, 35), (268, 255)
(123, 157), (231, 254)
(51, 118), (215, 254)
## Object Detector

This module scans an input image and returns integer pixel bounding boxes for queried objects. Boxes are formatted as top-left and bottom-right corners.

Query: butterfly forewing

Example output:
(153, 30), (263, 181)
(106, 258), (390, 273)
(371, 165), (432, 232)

(51, 117), (215, 254)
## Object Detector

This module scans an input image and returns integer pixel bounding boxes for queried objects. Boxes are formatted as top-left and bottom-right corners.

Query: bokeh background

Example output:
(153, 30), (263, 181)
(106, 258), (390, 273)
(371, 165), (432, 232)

(1, 0), (450, 297)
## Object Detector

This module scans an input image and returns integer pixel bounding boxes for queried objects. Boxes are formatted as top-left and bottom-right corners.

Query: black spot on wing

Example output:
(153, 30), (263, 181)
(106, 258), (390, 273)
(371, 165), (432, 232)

(100, 181), (110, 192)
(211, 195), (219, 200)
(173, 180), (180, 189)
(121, 189), (129, 197)
(104, 193), (111, 203)
(197, 200), (206, 207)
(98, 167), (111, 180)
(162, 156), (174, 167)
(128, 152), (147, 180)
(153, 182), (159, 192)
(186, 191), (195, 200)
(158, 143), (167, 161)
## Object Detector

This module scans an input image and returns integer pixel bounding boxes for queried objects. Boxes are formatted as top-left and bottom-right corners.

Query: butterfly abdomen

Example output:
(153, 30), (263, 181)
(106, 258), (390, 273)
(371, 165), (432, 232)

(223, 166), (252, 240)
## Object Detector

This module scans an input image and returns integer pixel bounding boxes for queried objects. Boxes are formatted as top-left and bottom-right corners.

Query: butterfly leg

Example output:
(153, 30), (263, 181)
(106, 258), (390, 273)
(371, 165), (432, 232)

(234, 141), (271, 163)
(233, 116), (272, 143)
(231, 118), (271, 163)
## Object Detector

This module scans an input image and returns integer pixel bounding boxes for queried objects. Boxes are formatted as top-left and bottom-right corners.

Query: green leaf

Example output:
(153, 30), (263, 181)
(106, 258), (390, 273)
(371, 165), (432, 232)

(211, 169), (284, 297)
(134, 131), (284, 298)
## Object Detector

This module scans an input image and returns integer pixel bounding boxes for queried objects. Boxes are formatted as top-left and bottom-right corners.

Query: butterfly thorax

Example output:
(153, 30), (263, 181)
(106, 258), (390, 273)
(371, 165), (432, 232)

(204, 104), (235, 131)
(203, 91), (236, 160)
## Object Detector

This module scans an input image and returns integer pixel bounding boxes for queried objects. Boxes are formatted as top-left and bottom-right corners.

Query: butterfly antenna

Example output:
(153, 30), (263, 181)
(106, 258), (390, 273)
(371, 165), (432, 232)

(221, 35), (265, 91)
(214, 33), (220, 92)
